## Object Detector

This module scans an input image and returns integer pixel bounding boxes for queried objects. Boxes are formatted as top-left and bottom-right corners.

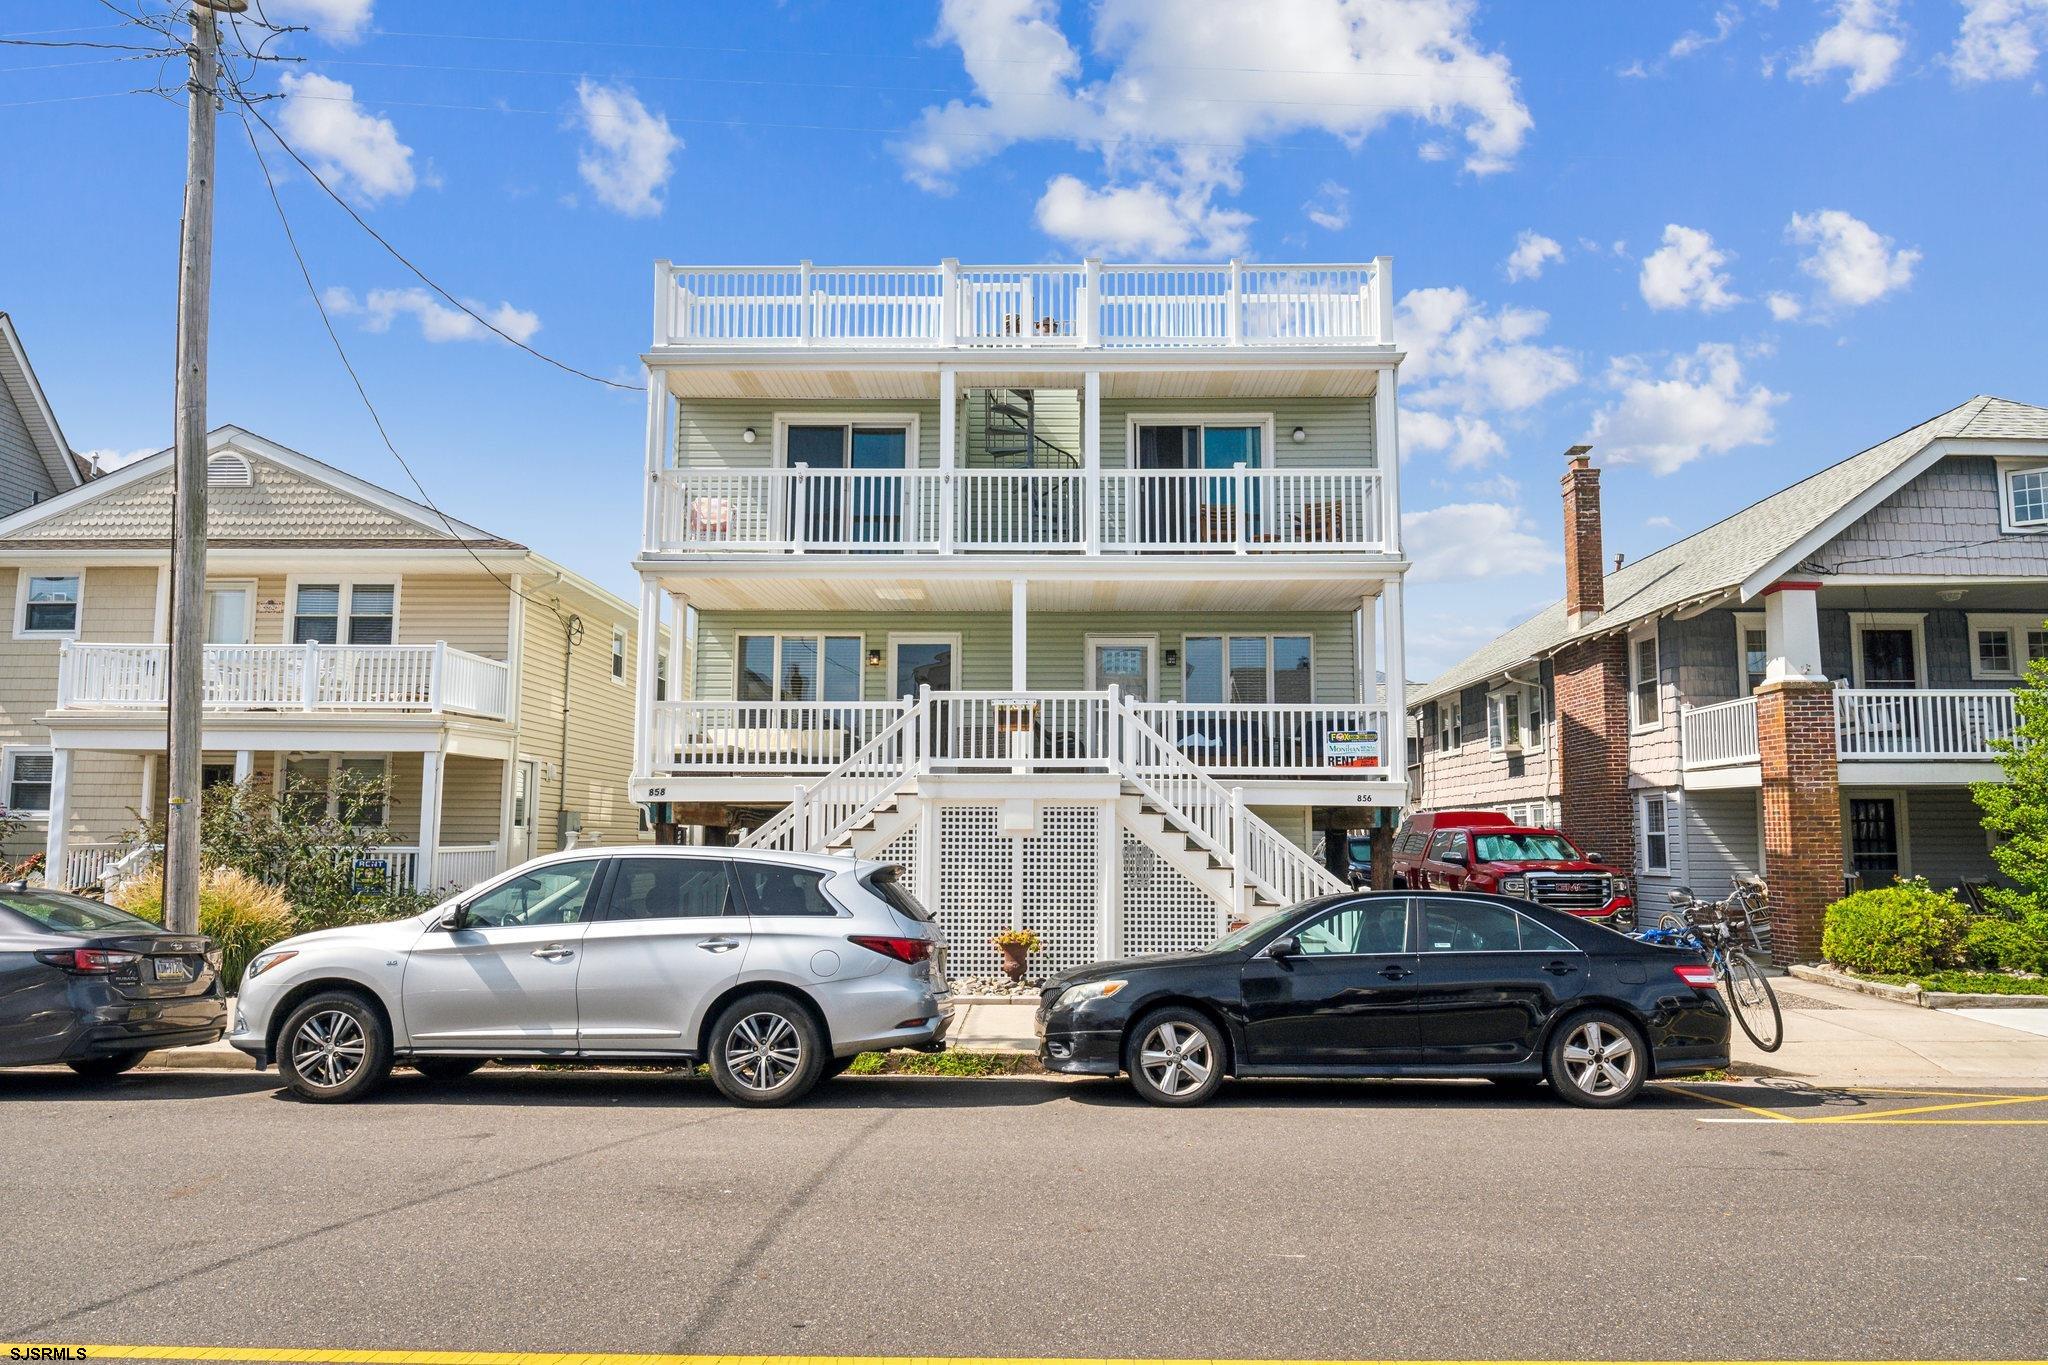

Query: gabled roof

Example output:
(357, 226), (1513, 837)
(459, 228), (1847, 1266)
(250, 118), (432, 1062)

(1410, 396), (2048, 707)
(0, 425), (522, 550)
(0, 312), (87, 492)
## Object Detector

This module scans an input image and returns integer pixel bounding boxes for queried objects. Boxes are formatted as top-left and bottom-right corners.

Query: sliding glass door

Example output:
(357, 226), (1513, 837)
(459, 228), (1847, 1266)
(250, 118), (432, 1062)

(786, 424), (908, 549)
(1133, 422), (1263, 545)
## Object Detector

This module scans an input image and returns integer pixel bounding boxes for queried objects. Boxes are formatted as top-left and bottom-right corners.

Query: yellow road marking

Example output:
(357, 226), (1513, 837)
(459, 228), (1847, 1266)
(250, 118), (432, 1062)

(1805, 1093), (2048, 1123)
(8, 1352), (2048, 1365)
(1813, 1085), (2033, 1100)
(1655, 1084), (1793, 1121)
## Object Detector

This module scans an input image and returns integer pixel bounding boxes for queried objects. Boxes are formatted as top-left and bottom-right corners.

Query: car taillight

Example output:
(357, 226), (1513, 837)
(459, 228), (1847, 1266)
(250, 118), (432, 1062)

(848, 934), (932, 964)
(1673, 964), (1718, 990)
(36, 947), (143, 974)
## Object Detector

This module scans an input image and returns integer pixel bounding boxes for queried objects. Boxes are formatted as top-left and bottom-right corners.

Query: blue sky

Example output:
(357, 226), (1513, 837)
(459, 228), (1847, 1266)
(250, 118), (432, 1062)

(5, 0), (2045, 678)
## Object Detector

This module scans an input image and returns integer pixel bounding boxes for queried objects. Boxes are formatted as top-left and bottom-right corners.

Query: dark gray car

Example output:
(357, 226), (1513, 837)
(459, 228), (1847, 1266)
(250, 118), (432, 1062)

(0, 886), (226, 1077)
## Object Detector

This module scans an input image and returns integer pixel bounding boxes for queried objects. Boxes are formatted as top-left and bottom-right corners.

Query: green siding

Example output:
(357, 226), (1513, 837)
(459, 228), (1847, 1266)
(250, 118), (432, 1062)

(676, 399), (943, 470)
(693, 610), (1360, 703)
(963, 388), (1082, 468)
(1100, 396), (1374, 470)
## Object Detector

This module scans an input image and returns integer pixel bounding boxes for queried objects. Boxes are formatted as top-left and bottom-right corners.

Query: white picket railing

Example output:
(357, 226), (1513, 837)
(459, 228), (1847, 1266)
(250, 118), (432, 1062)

(1679, 696), (1760, 768)
(743, 705), (923, 854)
(1129, 703), (1389, 776)
(1835, 688), (2019, 760)
(1096, 468), (1384, 552)
(433, 844), (503, 890)
(61, 842), (146, 892)
(922, 691), (1116, 771)
(650, 700), (908, 772)
(658, 259), (1389, 349)
(58, 642), (510, 720)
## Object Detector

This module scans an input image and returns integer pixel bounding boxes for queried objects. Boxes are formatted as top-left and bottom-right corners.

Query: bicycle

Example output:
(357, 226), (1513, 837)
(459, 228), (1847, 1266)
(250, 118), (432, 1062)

(1637, 876), (1783, 1052)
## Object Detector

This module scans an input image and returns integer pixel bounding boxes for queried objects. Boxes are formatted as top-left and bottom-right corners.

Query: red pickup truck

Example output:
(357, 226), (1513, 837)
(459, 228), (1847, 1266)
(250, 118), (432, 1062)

(1389, 810), (1634, 925)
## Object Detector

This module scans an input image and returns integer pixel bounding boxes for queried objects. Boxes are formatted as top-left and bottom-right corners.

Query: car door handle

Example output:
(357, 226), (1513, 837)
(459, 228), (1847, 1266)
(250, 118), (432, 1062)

(1378, 964), (1413, 981)
(698, 937), (741, 953)
(1543, 961), (1577, 976)
(531, 944), (575, 961)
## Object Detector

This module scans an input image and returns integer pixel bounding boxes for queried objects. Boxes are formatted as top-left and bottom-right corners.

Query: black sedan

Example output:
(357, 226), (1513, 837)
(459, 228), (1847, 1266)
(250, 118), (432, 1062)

(0, 886), (226, 1077)
(1037, 891), (1729, 1107)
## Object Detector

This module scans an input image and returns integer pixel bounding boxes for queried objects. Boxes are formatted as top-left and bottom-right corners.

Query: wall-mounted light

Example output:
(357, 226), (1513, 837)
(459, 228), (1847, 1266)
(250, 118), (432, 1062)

(1162, 648), (1181, 667)
(865, 648), (884, 668)
(741, 427), (758, 444)
(1291, 426), (1308, 443)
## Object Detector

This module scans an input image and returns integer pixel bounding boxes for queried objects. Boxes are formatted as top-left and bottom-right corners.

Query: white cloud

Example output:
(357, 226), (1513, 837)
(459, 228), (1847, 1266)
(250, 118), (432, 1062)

(277, 71), (417, 201)
(1787, 208), (1920, 309)
(1949, 0), (2048, 81)
(1404, 409), (1506, 469)
(1765, 291), (1805, 321)
(903, 0), (1533, 256)
(1790, 0), (1907, 98)
(572, 79), (681, 218)
(267, 0), (374, 44)
(1503, 230), (1564, 282)
(1035, 171), (1250, 257)
(1645, 514), (1677, 530)
(1303, 180), (1351, 232)
(1670, 4), (1743, 59)
(325, 286), (541, 345)
(1638, 224), (1740, 312)
(1396, 286), (1579, 413)
(1587, 343), (1784, 475)
(1402, 502), (1559, 584)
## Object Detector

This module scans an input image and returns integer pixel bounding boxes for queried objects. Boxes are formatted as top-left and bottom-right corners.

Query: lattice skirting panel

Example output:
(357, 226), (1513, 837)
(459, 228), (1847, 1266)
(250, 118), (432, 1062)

(1120, 831), (1227, 958)
(933, 803), (1099, 977)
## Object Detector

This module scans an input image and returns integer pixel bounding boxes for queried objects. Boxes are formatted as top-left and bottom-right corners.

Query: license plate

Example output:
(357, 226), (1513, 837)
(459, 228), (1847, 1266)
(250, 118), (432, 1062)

(153, 957), (193, 982)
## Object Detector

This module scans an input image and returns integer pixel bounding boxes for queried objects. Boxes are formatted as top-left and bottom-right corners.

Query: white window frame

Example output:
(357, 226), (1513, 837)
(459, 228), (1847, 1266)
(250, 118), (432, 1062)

(1639, 791), (1672, 875)
(1436, 698), (1461, 752)
(1084, 633), (1160, 698)
(2, 745), (56, 822)
(1966, 612), (2048, 681)
(610, 627), (628, 685)
(1629, 626), (1661, 732)
(1846, 611), (1928, 689)
(1996, 457), (2048, 534)
(734, 632), (868, 703)
(1125, 412), (1278, 471)
(284, 574), (402, 646)
(772, 413), (921, 469)
(1732, 610), (1767, 697)
(1179, 632), (1315, 705)
(885, 632), (960, 699)
(14, 567), (83, 641)
(655, 651), (669, 703)
(281, 754), (393, 827)
(1485, 687), (1523, 754)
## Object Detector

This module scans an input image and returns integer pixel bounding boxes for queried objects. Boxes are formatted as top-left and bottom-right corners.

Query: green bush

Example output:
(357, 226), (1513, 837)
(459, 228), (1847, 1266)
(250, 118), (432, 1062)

(114, 867), (297, 987)
(1822, 878), (1968, 974)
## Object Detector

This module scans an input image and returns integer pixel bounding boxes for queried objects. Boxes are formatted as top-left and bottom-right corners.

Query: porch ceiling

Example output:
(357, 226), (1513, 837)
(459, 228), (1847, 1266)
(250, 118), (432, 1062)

(646, 561), (1389, 612)
(659, 358), (1383, 401)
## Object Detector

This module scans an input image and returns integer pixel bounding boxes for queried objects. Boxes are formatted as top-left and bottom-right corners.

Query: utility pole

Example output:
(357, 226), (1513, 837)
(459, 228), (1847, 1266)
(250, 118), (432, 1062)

(165, 0), (241, 935)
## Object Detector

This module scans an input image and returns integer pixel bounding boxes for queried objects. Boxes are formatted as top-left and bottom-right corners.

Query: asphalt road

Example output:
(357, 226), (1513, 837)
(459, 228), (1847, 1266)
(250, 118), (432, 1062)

(2, 1067), (2043, 1362)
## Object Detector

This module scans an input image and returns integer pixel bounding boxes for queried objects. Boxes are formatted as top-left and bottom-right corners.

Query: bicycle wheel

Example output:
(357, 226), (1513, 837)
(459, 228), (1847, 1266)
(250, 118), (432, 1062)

(1722, 951), (1783, 1052)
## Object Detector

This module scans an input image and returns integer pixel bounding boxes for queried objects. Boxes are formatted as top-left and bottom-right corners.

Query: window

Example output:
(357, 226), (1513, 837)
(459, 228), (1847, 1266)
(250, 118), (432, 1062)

(1486, 689), (1522, 753)
(462, 862), (600, 928)
(19, 574), (80, 636)
(1523, 687), (1545, 749)
(1474, 831), (1578, 862)
(2003, 464), (2048, 530)
(4, 749), (54, 816)
(290, 581), (397, 645)
(611, 628), (627, 683)
(282, 755), (389, 825)
(737, 634), (864, 703)
(1979, 628), (2013, 677)
(1436, 699), (1462, 752)
(731, 861), (837, 916)
(604, 858), (733, 921)
(1182, 634), (1311, 704)
(1289, 899), (1408, 955)
(1419, 898), (1523, 953)
(1640, 793), (1671, 874)
(1425, 830), (1467, 864)
(1520, 915), (1578, 953)
(347, 585), (394, 645)
(1631, 632), (1660, 729)
(1968, 615), (2048, 680)
(655, 653), (668, 703)
(292, 584), (340, 644)
(1848, 797), (1903, 881)
(1734, 613), (1767, 695)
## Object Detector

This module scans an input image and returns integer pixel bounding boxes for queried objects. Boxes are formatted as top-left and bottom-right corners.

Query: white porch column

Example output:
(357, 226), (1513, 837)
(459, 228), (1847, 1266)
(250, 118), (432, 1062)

(1010, 577), (1028, 689)
(139, 753), (158, 822)
(1082, 369), (1102, 553)
(416, 747), (444, 893)
(1761, 580), (1827, 684)
(1373, 364), (1402, 553)
(1095, 800), (1121, 959)
(1358, 593), (1377, 705)
(634, 576), (661, 779)
(938, 366), (958, 554)
(641, 368), (666, 553)
(1382, 577), (1408, 779)
(42, 748), (72, 890)
(233, 750), (252, 784)
(665, 590), (688, 701)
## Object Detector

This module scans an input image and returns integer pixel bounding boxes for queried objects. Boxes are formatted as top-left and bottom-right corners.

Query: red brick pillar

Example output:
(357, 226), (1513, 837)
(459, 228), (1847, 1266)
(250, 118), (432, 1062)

(1553, 635), (1634, 870)
(1755, 679), (1842, 963)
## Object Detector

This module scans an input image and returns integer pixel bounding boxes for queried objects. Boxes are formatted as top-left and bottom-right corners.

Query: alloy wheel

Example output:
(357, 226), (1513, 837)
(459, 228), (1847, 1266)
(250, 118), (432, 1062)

(291, 1009), (368, 1090)
(725, 1011), (803, 1092)
(1139, 1021), (1213, 1097)
(1561, 1019), (1637, 1096)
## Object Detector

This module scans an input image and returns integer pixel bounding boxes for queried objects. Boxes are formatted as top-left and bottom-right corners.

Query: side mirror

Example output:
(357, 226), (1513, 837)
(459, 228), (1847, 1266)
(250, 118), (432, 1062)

(1442, 848), (1468, 866)
(1267, 934), (1299, 961)
(435, 905), (470, 932)
(1585, 851), (1604, 865)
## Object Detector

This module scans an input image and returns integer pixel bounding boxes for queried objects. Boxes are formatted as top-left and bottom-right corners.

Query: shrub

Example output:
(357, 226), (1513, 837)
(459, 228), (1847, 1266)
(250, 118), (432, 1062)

(115, 867), (297, 987)
(1822, 878), (1968, 975)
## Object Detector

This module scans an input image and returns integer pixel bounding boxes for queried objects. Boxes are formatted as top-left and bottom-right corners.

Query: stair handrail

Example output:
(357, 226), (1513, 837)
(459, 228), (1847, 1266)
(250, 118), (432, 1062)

(1112, 691), (1345, 908)
(740, 696), (922, 852)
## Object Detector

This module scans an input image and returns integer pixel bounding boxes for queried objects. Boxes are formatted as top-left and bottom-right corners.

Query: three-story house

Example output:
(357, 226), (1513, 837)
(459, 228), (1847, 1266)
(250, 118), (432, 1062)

(628, 258), (1411, 976)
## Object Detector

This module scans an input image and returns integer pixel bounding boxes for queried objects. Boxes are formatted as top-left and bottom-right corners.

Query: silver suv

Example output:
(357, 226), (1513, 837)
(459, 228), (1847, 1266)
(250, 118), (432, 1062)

(228, 848), (951, 1106)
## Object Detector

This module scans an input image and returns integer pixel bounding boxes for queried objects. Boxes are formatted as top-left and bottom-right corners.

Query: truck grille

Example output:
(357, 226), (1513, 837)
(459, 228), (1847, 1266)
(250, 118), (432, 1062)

(1525, 873), (1612, 912)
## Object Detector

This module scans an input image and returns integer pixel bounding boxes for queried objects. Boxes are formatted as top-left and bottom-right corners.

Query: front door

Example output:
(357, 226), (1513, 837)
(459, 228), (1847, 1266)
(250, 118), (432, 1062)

(574, 855), (750, 1054)
(401, 859), (603, 1052)
(1238, 897), (1420, 1067)
(1088, 637), (1154, 701)
(1859, 628), (1919, 688)
(508, 759), (538, 866)
(1848, 797), (1902, 883)
(1410, 897), (1584, 1065)
(204, 583), (254, 644)
(893, 635), (959, 759)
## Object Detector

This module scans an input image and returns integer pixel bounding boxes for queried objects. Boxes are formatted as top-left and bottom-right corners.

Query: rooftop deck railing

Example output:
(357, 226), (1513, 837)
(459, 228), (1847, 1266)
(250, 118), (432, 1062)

(656, 259), (1391, 350)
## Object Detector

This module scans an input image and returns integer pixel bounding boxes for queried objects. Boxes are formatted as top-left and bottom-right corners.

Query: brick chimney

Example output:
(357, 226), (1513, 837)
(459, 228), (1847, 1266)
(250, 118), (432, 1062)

(1561, 445), (1603, 630)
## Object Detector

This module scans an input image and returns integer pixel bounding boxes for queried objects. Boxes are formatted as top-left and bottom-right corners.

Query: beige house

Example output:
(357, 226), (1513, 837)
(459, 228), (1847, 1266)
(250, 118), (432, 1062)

(0, 425), (659, 893)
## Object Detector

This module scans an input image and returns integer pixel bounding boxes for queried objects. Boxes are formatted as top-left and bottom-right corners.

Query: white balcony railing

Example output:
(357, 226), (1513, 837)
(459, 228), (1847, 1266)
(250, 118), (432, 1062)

(1835, 688), (2019, 761)
(649, 467), (1388, 555)
(57, 642), (511, 721)
(658, 260), (1390, 350)
(1679, 696), (1760, 768)
(648, 693), (1395, 781)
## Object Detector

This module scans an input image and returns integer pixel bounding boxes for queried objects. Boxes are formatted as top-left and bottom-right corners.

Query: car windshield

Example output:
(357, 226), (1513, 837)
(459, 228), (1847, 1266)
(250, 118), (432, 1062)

(1347, 837), (1372, 861)
(0, 890), (160, 935)
(1209, 898), (1341, 953)
(1474, 832), (1578, 862)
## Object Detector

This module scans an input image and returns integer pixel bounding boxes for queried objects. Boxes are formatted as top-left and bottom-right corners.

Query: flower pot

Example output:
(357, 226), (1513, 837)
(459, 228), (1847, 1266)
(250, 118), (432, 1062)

(999, 942), (1030, 982)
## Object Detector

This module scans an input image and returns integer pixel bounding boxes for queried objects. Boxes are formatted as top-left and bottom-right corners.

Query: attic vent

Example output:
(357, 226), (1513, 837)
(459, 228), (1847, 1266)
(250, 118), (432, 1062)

(207, 453), (253, 488)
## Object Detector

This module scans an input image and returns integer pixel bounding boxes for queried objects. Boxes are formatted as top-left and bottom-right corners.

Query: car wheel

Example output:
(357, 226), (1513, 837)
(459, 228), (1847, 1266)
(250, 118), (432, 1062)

(67, 1050), (148, 1080)
(278, 991), (393, 1104)
(1125, 1008), (1226, 1107)
(1546, 1010), (1647, 1108)
(412, 1057), (487, 1083)
(708, 994), (826, 1107)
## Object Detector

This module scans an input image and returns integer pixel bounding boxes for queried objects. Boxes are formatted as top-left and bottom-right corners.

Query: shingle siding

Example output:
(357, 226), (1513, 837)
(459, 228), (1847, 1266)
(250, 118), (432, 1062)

(1812, 456), (2048, 577)
(0, 369), (62, 518)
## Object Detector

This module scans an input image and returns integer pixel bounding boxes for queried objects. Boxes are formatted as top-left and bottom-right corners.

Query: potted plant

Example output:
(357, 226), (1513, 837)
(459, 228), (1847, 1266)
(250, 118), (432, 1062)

(992, 928), (1041, 982)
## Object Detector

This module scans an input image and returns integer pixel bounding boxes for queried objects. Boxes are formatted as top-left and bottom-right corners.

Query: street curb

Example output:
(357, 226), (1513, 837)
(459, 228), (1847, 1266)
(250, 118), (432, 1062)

(140, 1047), (256, 1071)
(1790, 962), (2048, 1010)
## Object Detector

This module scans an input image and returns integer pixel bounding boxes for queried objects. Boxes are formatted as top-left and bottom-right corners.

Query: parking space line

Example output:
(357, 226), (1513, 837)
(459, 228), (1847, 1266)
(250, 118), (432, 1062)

(1654, 1083), (1793, 1121)
(1806, 1094), (2048, 1123)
